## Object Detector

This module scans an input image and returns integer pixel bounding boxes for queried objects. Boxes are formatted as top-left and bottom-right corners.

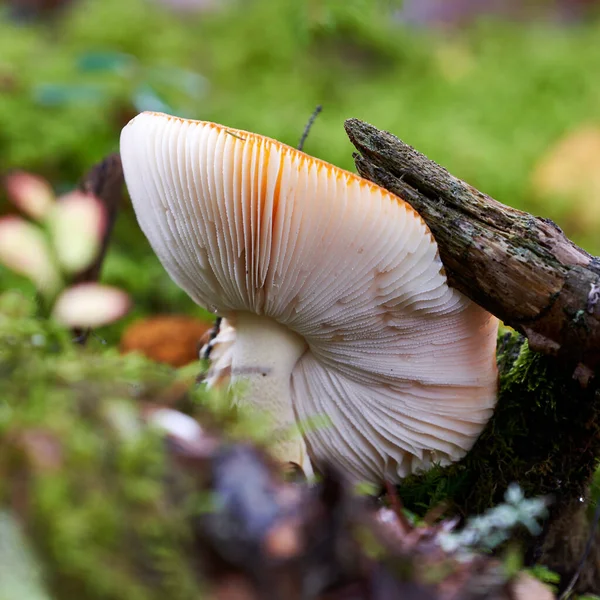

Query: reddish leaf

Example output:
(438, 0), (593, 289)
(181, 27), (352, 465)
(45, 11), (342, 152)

(4, 171), (55, 221)
(0, 216), (60, 294)
(48, 191), (107, 274)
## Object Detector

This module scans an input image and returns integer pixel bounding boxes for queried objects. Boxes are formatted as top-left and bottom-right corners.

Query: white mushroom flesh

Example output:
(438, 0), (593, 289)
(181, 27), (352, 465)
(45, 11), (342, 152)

(120, 112), (499, 484)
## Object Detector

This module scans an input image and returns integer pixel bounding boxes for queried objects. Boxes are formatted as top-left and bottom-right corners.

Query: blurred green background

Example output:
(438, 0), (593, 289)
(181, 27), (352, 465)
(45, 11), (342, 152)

(1, 0), (600, 340)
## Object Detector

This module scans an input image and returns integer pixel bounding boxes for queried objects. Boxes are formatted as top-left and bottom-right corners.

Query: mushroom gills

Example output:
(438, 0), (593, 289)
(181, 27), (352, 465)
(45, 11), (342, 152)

(212, 312), (313, 476)
(120, 111), (499, 486)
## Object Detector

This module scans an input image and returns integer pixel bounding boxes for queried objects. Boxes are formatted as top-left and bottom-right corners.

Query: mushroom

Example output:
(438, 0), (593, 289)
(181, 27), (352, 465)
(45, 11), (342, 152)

(120, 111), (499, 484)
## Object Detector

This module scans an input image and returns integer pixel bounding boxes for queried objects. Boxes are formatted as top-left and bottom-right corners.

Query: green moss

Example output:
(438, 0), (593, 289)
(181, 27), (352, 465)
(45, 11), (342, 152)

(0, 306), (209, 599)
(399, 329), (600, 518)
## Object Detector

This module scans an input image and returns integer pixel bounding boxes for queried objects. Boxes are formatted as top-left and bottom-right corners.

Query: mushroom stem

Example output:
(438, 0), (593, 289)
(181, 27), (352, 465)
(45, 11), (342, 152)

(228, 312), (312, 475)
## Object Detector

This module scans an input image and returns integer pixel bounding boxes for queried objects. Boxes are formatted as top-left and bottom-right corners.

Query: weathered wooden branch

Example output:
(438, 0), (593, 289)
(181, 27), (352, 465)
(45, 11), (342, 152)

(345, 119), (600, 380)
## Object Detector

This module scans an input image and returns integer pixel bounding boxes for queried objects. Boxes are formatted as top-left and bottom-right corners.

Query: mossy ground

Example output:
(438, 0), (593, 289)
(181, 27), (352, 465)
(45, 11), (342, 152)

(0, 298), (212, 600)
(3, 296), (600, 596)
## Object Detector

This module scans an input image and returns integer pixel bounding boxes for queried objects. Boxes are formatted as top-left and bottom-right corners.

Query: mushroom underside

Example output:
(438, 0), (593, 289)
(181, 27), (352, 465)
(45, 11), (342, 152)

(120, 111), (499, 485)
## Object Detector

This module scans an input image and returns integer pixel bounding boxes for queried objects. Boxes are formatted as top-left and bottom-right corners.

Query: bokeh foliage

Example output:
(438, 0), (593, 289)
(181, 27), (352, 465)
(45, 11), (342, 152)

(0, 294), (205, 600)
(1, 0), (600, 332)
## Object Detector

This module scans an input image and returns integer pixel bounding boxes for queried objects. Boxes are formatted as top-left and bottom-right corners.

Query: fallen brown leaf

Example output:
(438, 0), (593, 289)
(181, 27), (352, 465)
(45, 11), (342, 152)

(120, 314), (212, 367)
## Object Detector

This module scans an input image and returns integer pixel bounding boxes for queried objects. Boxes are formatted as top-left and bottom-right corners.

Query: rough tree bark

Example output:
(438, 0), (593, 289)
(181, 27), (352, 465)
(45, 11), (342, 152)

(345, 118), (600, 383)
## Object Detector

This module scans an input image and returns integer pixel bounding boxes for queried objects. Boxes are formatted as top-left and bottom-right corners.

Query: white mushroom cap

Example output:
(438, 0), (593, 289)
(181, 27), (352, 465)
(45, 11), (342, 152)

(120, 111), (498, 484)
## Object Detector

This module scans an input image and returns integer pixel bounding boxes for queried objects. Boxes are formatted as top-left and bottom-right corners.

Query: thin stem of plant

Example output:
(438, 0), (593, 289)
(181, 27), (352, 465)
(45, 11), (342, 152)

(72, 153), (124, 345)
(297, 105), (323, 152)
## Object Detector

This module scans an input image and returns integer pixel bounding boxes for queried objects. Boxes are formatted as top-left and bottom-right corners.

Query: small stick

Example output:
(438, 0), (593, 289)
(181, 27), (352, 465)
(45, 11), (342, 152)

(559, 500), (600, 599)
(72, 153), (124, 344)
(384, 479), (413, 535)
(298, 105), (323, 152)
(76, 153), (124, 285)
